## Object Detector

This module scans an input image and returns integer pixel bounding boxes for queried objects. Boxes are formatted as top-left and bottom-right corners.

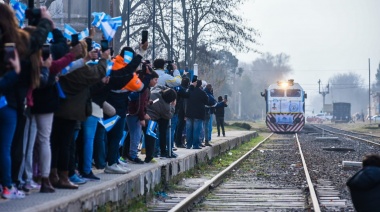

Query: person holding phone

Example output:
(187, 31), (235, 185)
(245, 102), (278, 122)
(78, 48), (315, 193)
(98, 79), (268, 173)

(215, 96), (228, 137)
(0, 3), (53, 199)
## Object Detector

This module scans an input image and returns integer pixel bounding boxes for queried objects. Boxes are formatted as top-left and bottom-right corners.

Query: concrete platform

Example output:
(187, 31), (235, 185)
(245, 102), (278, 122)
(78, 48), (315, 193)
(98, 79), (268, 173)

(0, 130), (257, 212)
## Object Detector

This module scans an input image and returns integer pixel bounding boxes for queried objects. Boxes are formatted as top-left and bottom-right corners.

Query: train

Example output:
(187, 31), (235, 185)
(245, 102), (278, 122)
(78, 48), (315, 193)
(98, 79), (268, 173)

(261, 79), (307, 133)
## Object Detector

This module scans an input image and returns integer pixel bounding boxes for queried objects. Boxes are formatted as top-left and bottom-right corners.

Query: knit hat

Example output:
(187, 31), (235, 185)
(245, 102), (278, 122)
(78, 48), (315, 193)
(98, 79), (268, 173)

(161, 88), (177, 103)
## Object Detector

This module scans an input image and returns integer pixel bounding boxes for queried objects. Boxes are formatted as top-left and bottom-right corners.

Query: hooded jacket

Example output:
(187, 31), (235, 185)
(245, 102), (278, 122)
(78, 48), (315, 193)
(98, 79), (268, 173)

(346, 166), (380, 211)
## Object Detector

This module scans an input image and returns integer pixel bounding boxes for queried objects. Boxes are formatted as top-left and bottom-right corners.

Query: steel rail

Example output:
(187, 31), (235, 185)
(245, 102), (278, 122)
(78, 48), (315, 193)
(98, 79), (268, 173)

(169, 133), (273, 212)
(312, 125), (380, 146)
(295, 133), (321, 212)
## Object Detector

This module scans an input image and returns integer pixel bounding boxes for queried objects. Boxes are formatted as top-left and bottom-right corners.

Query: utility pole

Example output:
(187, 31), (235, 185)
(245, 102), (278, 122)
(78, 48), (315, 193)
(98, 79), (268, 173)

(369, 58), (371, 123)
(170, 0), (174, 60)
(318, 79), (329, 112)
(126, 0), (130, 46)
(152, 0), (156, 60)
(87, 0), (91, 31)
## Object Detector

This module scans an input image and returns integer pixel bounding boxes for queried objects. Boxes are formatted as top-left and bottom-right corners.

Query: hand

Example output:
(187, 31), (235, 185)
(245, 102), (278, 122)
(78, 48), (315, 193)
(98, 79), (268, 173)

(42, 55), (52, 68)
(172, 63), (177, 70)
(140, 120), (146, 127)
(8, 48), (21, 74)
(70, 43), (83, 58)
(144, 114), (151, 120)
(141, 41), (148, 51)
(101, 49), (111, 60)
(101, 76), (110, 84)
(89, 27), (96, 38)
(40, 6), (54, 28)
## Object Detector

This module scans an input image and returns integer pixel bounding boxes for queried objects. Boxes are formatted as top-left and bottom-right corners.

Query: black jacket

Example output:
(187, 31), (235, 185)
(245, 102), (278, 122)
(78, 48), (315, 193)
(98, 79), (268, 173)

(214, 101), (228, 117)
(346, 166), (380, 211)
(185, 85), (208, 120)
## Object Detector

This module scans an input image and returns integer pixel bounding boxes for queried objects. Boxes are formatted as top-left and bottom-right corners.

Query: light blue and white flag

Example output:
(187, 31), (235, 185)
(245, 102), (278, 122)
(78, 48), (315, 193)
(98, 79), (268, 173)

(92, 41), (101, 50)
(106, 60), (114, 76)
(86, 60), (99, 66)
(111, 16), (122, 27)
(146, 120), (158, 139)
(124, 50), (133, 64)
(100, 20), (118, 41)
(63, 24), (78, 41)
(60, 62), (73, 75)
(46, 32), (53, 43)
(119, 130), (128, 147)
(99, 115), (120, 132)
(91, 12), (109, 28)
(78, 28), (89, 40)
(10, 0), (27, 27)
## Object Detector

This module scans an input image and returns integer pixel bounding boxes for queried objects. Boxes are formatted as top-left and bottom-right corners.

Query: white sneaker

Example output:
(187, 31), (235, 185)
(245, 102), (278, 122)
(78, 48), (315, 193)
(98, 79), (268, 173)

(104, 163), (130, 174)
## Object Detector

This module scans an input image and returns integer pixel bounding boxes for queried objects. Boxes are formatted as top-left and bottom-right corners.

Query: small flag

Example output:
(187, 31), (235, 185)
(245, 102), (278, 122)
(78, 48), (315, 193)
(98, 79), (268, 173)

(111, 16), (122, 27)
(146, 120), (158, 139)
(56, 81), (66, 99)
(10, 0), (27, 27)
(99, 115), (120, 132)
(106, 60), (114, 76)
(92, 41), (101, 50)
(78, 28), (89, 40)
(63, 24), (78, 41)
(100, 20), (118, 41)
(0, 96), (8, 109)
(47, 32), (53, 43)
(86, 60), (99, 66)
(60, 62), (73, 75)
(91, 12), (109, 28)
(124, 50), (133, 64)
(119, 130), (128, 147)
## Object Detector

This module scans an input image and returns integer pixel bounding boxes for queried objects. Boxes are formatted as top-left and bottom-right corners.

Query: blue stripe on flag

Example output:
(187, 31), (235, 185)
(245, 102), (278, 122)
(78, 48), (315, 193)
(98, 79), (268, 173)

(99, 115), (121, 132)
(47, 32), (53, 43)
(56, 82), (66, 99)
(92, 41), (101, 50)
(10, 0), (27, 26)
(63, 24), (78, 41)
(106, 60), (114, 76)
(60, 62), (73, 75)
(111, 16), (122, 27)
(119, 130), (128, 147)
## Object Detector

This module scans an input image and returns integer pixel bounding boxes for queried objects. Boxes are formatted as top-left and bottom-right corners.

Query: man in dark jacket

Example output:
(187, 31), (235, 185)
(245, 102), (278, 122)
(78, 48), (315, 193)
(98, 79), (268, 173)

(346, 154), (380, 211)
(185, 80), (209, 149)
(174, 77), (190, 148)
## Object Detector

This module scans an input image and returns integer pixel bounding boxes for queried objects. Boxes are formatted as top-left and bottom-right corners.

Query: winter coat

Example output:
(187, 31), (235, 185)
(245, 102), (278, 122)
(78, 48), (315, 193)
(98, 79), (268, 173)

(346, 166), (380, 211)
(185, 85), (209, 120)
(54, 59), (106, 121)
(155, 69), (181, 87)
(146, 86), (174, 120)
(214, 100), (228, 117)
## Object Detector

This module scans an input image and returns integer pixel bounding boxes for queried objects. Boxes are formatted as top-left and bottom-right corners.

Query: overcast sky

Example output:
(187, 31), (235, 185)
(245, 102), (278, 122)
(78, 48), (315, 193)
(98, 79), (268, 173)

(237, 0), (380, 101)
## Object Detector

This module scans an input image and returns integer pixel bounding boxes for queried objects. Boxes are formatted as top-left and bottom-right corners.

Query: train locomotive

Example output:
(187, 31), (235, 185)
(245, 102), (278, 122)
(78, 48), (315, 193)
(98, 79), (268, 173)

(261, 79), (307, 133)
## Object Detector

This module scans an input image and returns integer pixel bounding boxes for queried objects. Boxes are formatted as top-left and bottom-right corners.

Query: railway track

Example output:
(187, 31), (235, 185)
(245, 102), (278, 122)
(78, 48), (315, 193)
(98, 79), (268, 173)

(148, 129), (355, 211)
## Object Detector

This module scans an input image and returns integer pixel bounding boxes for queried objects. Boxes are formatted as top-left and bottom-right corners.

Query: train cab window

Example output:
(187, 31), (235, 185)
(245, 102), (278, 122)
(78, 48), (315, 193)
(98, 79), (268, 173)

(286, 89), (301, 97)
(270, 89), (285, 97)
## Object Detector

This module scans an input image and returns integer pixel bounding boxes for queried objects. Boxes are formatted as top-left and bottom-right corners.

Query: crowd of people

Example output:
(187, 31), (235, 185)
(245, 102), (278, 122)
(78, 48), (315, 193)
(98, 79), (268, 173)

(0, 3), (228, 200)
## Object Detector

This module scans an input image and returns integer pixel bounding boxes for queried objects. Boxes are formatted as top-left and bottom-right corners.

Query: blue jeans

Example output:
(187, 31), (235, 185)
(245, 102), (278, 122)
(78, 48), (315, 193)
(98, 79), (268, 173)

(126, 115), (142, 159)
(81, 116), (99, 174)
(207, 115), (213, 141)
(106, 116), (126, 166)
(0, 106), (17, 187)
(93, 123), (107, 169)
(186, 118), (203, 149)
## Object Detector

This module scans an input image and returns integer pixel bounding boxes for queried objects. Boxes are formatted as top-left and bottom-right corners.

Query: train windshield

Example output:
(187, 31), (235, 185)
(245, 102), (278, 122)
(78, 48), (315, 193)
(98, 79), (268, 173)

(270, 89), (285, 97)
(286, 89), (301, 97)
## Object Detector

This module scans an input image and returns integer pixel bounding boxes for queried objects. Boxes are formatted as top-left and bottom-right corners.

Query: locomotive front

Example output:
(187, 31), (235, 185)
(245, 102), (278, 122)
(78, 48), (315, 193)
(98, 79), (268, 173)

(261, 79), (307, 133)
